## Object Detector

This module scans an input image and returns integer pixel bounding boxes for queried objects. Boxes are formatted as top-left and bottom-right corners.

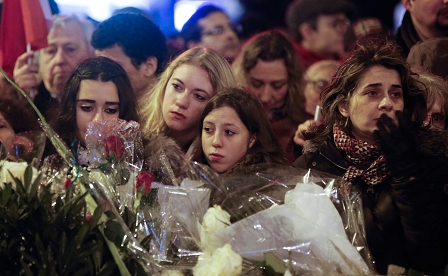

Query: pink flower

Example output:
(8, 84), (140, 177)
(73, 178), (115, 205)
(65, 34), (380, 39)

(136, 171), (154, 194)
(104, 135), (125, 159)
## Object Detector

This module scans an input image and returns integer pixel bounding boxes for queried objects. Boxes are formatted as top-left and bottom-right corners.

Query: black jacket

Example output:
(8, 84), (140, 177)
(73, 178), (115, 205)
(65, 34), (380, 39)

(293, 131), (448, 275)
(396, 11), (421, 57)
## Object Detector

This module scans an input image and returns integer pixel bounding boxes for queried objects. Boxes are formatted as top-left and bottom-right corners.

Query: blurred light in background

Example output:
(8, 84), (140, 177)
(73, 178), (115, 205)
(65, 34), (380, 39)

(55, 0), (150, 21)
(173, 0), (243, 31)
(174, 1), (207, 31)
(54, 0), (243, 35)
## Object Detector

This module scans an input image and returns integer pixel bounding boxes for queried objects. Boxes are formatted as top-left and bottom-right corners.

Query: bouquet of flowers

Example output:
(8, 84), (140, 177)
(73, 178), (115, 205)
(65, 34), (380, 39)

(161, 163), (377, 275)
(0, 68), (168, 275)
(84, 118), (143, 212)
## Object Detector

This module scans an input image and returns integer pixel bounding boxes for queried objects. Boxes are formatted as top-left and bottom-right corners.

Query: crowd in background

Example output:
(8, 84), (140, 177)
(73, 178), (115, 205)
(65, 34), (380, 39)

(0, 0), (447, 274)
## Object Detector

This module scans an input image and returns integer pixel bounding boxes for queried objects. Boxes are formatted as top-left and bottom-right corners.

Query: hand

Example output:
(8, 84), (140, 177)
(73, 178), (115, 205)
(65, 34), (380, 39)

(373, 111), (418, 179)
(293, 119), (314, 146)
(13, 51), (39, 100)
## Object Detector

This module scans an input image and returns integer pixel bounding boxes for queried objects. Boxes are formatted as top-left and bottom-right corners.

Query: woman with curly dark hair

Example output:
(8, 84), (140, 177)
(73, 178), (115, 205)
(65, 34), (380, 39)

(293, 38), (441, 274)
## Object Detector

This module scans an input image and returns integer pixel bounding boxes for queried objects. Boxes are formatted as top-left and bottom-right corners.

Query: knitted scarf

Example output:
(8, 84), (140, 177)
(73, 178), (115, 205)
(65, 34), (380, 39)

(333, 125), (389, 190)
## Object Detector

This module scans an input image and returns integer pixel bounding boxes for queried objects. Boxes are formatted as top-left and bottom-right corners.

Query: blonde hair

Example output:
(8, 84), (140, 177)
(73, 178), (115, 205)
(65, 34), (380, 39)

(139, 47), (236, 136)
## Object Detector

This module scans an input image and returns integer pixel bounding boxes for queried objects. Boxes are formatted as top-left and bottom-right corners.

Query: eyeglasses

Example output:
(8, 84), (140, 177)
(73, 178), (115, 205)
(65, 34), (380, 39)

(306, 80), (330, 93)
(425, 113), (446, 129)
(201, 25), (238, 37)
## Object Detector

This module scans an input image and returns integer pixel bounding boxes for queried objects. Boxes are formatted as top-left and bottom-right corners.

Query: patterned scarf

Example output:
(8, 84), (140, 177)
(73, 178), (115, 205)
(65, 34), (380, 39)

(333, 125), (389, 190)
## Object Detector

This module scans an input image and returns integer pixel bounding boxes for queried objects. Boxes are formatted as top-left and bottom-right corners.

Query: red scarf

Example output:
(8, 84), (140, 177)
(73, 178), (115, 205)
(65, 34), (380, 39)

(333, 125), (389, 190)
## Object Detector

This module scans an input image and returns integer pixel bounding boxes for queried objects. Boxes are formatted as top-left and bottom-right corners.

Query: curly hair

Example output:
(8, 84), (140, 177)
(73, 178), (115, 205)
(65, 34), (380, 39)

(306, 38), (427, 145)
(0, 96), (40, 134)
(191, 87), (288, 173)
(232, 30), (308, 125)
(91, 13), (167, 74)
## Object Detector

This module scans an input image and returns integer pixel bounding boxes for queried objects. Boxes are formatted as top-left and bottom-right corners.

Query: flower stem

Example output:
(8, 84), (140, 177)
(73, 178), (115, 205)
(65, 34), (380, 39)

(78, 181), (131, 276)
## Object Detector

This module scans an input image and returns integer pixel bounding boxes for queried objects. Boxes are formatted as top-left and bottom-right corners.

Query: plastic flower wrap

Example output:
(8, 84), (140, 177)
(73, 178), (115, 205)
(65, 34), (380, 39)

(202, 168), (375, 275)
(166, 163), (377, 275)
(141, 179), (211, 267)
(85, 118), (143, 212)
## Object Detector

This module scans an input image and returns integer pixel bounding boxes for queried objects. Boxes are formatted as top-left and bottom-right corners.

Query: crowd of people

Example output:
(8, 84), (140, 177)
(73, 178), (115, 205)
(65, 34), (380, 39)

(0, 0), (447, 274)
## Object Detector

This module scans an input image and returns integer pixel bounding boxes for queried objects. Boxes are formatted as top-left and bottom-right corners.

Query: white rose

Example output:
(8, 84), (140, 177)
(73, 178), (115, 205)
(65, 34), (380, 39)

(193, 244), (242, 276)
(0, 160), (38, 189)
(202, 205), (231, 236)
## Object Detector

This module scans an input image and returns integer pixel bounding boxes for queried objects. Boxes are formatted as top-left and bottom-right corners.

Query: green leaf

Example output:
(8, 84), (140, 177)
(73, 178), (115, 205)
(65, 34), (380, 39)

(29, 173), (42, 198)
(20, 259), (34, 276)
(57, 232), (67, 272)
(34, 234), (48, 265)
(75, 224), (90, 249)
(23, 164), (33, 190)
(0, 182), (12, 206)
(89, 204), (105, 232)
(22, 251), (42, 271)
(11, 172), (26, 195)
(96, 260), (118, 276)
(263, 252), (287, 273)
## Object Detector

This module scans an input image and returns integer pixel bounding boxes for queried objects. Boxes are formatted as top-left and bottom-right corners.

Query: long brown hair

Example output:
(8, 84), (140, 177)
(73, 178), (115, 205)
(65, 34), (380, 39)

(191, 87), (288, 174)
(232, 30), (307, 125)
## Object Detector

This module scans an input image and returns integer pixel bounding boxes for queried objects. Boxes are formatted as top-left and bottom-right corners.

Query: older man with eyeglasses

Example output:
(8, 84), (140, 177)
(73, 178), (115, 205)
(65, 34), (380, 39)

(181, 5), (241, 63)
(13, 15), (94, 118)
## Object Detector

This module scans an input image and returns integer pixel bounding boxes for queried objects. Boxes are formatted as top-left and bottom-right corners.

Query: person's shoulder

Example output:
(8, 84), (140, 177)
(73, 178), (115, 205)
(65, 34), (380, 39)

(418, 129), (448, 158)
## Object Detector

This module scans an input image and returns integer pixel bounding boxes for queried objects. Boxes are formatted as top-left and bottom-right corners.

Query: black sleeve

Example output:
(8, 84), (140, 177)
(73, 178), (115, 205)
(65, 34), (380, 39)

(390, 155), (448, 274)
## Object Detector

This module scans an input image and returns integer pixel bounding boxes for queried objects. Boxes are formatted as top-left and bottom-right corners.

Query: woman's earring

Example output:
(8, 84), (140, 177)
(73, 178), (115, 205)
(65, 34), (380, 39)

(344, 117), (349, 128)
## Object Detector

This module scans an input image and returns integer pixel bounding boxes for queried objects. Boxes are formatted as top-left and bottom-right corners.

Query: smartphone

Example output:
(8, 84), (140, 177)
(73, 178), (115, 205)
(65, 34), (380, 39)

(314, 105), (323, 122)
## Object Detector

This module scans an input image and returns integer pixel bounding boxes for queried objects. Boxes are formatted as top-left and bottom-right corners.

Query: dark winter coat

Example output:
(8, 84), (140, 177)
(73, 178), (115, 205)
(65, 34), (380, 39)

(293, 129), (448, 275)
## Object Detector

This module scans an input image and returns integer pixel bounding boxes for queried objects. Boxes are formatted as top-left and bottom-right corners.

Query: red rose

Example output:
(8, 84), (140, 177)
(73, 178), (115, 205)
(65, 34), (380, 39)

(104, 135), (125, 159)
(64, 178), (71, 188)
(136, 171), (154, 194)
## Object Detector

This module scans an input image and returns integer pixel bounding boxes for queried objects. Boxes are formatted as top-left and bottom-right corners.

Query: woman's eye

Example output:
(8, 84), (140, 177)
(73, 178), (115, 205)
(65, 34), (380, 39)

(172, 83), (181, 90)
(225, 130), (235, 136)
(80, 105), (93, 112)
(105, 108), (118, 114)
(203, 127), (213, 133)
(366, 91), (377, 96)
(432, 114), (445, 122)
(195, 94), (206, 101)
(390, 91), (403, 98)
(272, 83), (286, 90)
(251, 81), (262, 88)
